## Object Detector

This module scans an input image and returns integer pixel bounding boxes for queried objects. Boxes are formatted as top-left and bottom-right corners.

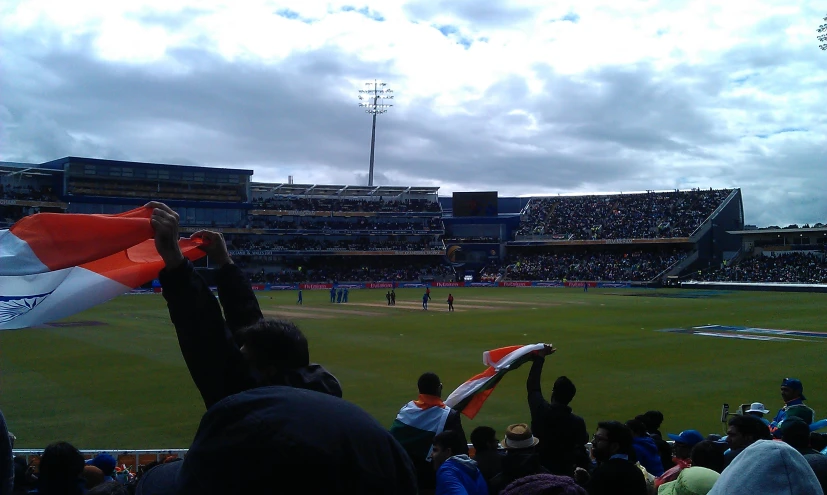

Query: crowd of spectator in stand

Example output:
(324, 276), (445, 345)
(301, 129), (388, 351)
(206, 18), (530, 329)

(692, 252), (827, 284)
(480, 250), (687, 282)
(516, 189), (731, 240)
(248, 217), (443, 232)
(228, 237), (443, 252)
(253, 196), (442, 213)
(0, 184), (60, 203)
(243, 258), (455, 283)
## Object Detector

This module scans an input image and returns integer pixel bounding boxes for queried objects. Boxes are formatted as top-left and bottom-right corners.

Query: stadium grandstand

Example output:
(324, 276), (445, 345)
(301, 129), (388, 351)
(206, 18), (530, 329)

(9, 156), (823, 288)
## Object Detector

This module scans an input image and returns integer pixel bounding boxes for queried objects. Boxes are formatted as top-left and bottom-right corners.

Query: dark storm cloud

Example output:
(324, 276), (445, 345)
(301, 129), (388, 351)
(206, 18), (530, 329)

(0, 21), (824, 225)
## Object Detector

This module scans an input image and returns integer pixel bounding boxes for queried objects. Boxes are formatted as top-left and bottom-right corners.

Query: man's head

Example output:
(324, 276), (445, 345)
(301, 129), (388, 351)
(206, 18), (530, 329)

(781, 378), (806, 402)
(625, 419), (648, 438)
(550, 376), (576, 405)
(470, 426), (498, 453)
(690, 440), (726, 473)
(777, 417), (811, 451)
(238, 318), (309, 383)
(432, 430), (467, 470)
(38, 441), (85, 491)
(418, 372), (443, 398)
(667, 430), (704, 460)
(591, 421), (633, 462)
(726, 415), (771, 451)
(639, 411), (664, 433)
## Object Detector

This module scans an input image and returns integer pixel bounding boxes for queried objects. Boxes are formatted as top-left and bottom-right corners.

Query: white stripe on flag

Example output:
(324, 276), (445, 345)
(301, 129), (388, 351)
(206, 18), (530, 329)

(0, 229), (49, 276)
(0, 267), (131, 330)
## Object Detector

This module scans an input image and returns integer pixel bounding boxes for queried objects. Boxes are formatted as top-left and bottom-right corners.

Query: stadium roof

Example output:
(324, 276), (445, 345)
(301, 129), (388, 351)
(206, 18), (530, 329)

(250, 183), (440, 197)
(0, 161), (65, 175)
(39, 156), (253, 176)
(727, 227), (827, 235)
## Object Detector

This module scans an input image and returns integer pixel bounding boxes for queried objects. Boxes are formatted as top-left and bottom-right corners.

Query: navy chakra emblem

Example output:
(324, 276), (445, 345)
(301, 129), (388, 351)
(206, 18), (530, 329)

(0, 292), (54, 324)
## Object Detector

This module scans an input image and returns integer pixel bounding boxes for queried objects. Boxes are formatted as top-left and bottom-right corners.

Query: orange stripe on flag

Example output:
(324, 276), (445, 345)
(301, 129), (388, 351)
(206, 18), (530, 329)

(81, 239), (206, 287)
(10, 207), (157, 272)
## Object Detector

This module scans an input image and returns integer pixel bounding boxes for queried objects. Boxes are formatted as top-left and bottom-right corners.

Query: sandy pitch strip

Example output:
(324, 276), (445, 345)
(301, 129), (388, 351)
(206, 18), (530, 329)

(262, 309), (333, 320)
(273, 305), (382, 317)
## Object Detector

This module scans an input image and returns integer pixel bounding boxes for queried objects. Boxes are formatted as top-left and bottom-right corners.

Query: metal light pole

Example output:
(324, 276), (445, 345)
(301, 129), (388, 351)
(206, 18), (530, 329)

(358, 80), (394, 187)
(819, 15), (827, 50)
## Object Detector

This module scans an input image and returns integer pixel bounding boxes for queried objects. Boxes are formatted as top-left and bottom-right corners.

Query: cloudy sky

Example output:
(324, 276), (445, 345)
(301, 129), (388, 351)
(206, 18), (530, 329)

(1, 1), (825, 226)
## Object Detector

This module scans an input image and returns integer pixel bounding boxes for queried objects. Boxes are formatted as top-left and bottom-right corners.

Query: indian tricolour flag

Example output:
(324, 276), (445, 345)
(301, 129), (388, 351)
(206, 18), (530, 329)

(0, 206), (205, 330)
(445, 343), (547, 419)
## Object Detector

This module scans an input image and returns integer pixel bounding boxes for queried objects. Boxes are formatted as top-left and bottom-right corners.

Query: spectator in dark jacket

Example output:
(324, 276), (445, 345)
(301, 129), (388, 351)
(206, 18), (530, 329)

(777, 417), (827, 492)
(31, 442), (86, 495)
(626, 419), (664, 476)
(526, 347), (589, 476)
(470, 427), (503, 482)
(488, 424), (549, 495)
(150, 202), (342, 411)
(581, 421), (647, 495)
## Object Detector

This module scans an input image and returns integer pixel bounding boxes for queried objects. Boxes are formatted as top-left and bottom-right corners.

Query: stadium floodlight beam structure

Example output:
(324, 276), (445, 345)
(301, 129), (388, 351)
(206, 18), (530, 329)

(358, 80), (394, 187)
(819, 15), (827, 51)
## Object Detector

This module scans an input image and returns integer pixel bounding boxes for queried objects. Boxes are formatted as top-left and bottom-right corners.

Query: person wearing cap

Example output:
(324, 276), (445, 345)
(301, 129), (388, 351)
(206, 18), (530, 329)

(149, 202), (342, 412)
(745, 402), (771, 425)
(654, 430), (704, 488)
(771, 378), (815, 428)
(488, 424), (549, 495)
(657, 467), (719, 495)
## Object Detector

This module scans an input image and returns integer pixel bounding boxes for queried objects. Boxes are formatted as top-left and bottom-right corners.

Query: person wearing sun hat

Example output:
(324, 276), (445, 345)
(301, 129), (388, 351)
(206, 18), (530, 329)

(488, 424), (549, 495)
(771, 378), (815, 429)
(745, 402), (771, 425)
(657, 466), (719, 495)
(655, 430), (704, 488)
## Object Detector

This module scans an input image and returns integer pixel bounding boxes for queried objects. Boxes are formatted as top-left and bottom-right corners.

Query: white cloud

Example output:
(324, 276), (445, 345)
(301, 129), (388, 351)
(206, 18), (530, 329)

(0, 0), (825, 226)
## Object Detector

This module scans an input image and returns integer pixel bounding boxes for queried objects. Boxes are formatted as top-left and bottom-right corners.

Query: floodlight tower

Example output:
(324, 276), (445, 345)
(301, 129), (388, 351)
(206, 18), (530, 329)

(358, 80), (394, 187)
(819, 15), (827, 51)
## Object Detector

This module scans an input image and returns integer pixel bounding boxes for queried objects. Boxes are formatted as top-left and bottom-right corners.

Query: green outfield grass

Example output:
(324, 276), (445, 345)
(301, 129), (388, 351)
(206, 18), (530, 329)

(2, 287), (826, 450)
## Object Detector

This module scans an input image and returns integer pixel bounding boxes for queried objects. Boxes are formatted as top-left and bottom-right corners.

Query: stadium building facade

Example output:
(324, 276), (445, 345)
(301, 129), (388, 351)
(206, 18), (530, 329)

(3, 157), (749, 285)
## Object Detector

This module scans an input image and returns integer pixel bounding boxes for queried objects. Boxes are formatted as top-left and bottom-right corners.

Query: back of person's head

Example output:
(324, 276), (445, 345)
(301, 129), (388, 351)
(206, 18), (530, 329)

(500, 473), (588, 495)
(551, 376), (576, 405)
(598, 421), (634, 455)
(780, 417), (812, 451)
(641, 411), (664, 432)
(87, 481), (128, 495)
(690, 441), (726, 473)
(470, 426), (497, 452)
(38, 441), (85, 492)
(239, 318), (309, 371)
(136, 386), (418, 495)
(82, 465), (105, 490)
(625, 419), (648, 437)
(708, 440), (824, 495)
(433, 429), (469, 456)
(729, 414), (772, 443)
(418, 372), (442, 396)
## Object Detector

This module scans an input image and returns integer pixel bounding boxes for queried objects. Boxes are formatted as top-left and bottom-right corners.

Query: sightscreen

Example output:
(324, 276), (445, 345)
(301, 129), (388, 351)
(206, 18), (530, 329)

(452, 192), (498, 217)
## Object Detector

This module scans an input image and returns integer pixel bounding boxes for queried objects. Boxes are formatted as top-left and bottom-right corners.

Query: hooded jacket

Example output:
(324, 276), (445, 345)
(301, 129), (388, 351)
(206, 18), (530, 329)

(160, 259), (342, 410)
(437, 455), (488, 495)
(708, 440), (824, 495)
(632, 436), (665, 476)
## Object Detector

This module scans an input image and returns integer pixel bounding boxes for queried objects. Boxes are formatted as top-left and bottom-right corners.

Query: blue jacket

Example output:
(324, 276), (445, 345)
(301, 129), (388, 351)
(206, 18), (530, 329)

(436, 456), (487, 495)
(632, 436), (664, 476)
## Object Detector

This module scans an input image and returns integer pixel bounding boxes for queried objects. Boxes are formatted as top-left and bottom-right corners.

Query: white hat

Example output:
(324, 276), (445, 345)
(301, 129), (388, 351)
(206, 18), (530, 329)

(746, 402), (770, 414)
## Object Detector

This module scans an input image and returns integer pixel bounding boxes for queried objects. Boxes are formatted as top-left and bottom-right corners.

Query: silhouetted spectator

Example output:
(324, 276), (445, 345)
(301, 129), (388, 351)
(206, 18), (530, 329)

(470, 426), (503, 482)
(488, 424), (549, 495)
(626, 419), (663, 476)
(581, 421), (647, 495)
(33, 442), (86, 495)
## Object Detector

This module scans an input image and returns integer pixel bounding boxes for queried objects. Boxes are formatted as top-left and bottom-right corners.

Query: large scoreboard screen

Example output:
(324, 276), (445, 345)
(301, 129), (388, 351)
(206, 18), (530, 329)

(452, 191), (498, 217)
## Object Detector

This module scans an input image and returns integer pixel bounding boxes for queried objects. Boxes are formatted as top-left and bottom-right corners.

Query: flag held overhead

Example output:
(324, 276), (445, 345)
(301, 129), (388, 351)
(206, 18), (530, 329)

(0, 206), (206, 330)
